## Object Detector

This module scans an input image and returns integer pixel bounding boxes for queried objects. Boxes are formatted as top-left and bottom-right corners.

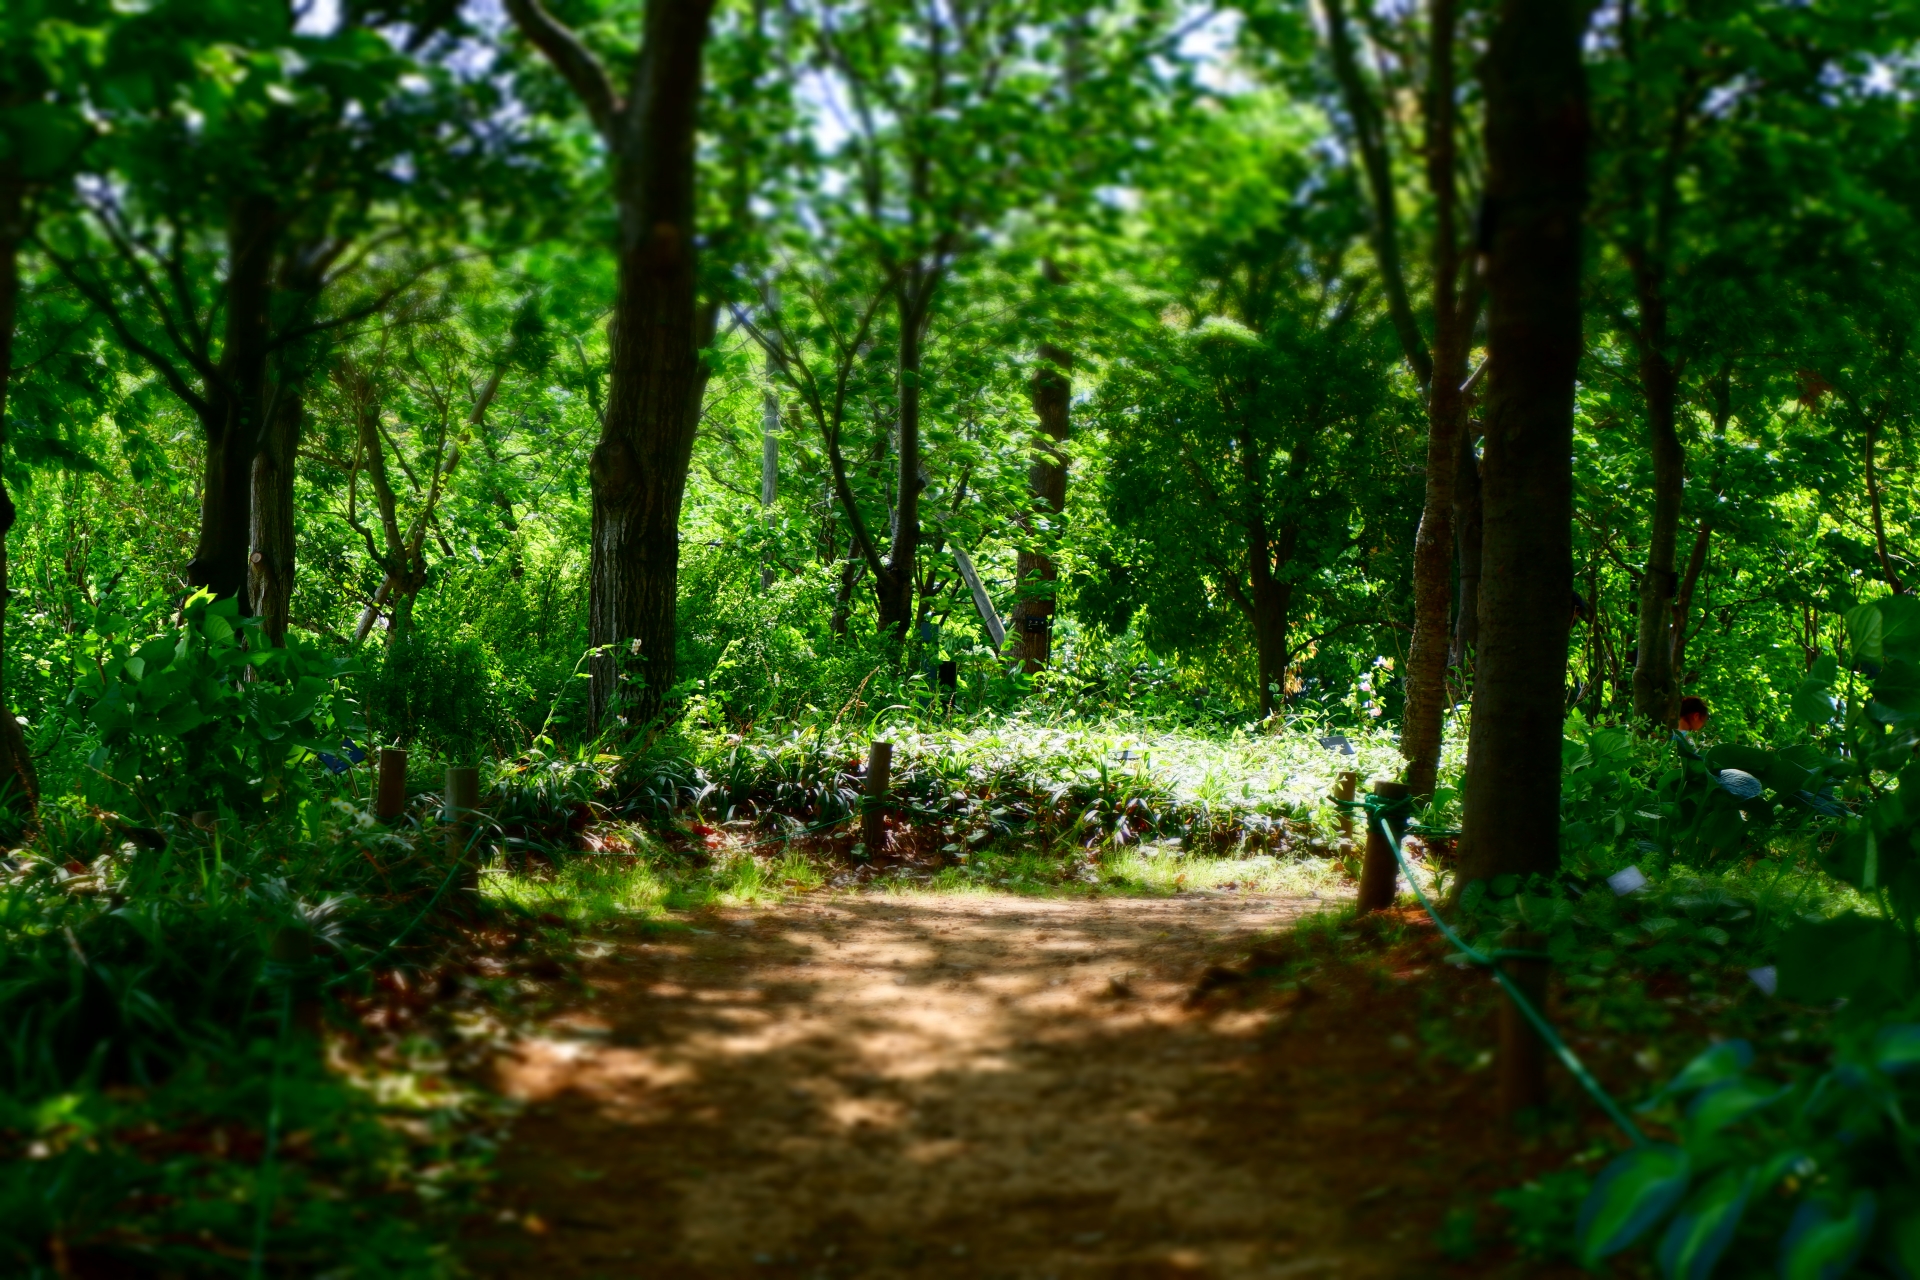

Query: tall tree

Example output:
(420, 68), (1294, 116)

(1455, 0), (1590, 886)
(1314, 0), (1480, 798)
(1095, 97), (1408, 716)
(40, 2), (481, 632)
(749, 0), (1175, 645)
(0, 1), (104, 812)
(505, 0), (717, 729)
(1010, 290), (1071, 672)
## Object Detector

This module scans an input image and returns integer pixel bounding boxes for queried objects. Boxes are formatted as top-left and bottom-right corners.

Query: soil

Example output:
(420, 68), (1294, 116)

(461, 889), (1592, 1280)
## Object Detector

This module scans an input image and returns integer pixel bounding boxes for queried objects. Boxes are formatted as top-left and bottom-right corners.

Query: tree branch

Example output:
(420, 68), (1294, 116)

(504, 0), (624, 147)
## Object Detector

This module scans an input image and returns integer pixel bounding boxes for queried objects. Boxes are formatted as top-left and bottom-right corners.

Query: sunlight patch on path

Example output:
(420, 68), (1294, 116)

(468, 887), (1475, 1280)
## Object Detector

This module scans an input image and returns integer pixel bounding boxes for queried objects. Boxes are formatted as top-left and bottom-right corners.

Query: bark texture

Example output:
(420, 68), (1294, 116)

(1630, 311), (1684, 725)
(1324, 0), (1476, 797)
(1450, 424), (1483, 669)
(188, 196), (278, 607)
(1668, 521), (1710, 683)
(874, 282), (936, 639)
(1011, 342), (1070, 672)
(1455, 0), (1589, 888)
(1866, 413), (1904, 594)
(0, 171), (39, 813)
(248, 387), (301, 643)
(508, 0), (716, 731)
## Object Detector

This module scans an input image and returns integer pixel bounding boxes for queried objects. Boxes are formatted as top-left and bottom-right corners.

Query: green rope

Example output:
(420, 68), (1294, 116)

(1355, 796), (1647, 1146)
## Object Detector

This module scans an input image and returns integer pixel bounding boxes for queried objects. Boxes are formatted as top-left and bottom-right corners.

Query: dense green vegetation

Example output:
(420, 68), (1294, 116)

(7, 0), (1920, 1275)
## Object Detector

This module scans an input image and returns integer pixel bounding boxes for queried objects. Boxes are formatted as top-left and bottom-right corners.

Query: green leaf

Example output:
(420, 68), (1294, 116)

(1872, 659), (1920, 720)
(1657, 1167), (1754, 1280)
(1779, 1192), (1875, 1280)
(1684, 1078), (1788, 1137)
(1659, 1041), (1755, 1099)
(1705, 745), (1775, 777)
(1872, 1023), (1920, 1074)
(1792, 683), (1837, 726)
(1847, 602), (1884, 663)
(1879, 596), (1920, 662)
(1577, 1144), (1691, 1265)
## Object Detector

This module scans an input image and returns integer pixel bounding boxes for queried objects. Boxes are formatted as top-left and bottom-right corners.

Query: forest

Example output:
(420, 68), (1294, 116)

(4, 0), (1920, 1276)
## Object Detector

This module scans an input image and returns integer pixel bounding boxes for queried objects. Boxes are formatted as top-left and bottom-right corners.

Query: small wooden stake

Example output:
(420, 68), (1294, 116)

(861, 740), (893, 858)
(1356, 779), (1410, 913)
(445, 766), (480, 887)
(1499, 930), (1551, 1122)
(1333, 771), (1358, 852)
(376, 748), (408, 821)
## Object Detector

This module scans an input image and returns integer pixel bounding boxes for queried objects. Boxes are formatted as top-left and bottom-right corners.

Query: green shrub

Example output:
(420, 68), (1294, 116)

(360, 627), (502, 761)
(72, 592), (360, 820)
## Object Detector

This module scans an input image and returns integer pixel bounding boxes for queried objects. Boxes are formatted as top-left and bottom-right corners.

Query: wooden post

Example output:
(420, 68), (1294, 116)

(445, 766), (480, 887)
(376, 748), (408, 821)
(861, 740), (893, 858)
(1334, 771), (1358, 852)
(1499, 930), (1551, 1122)
(1357, 779), (1410, 913)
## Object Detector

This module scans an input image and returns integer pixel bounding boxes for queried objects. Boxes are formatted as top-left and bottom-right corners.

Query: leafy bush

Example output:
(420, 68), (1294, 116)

(73, 592), (360, 819)
(360, 626), (502, 761)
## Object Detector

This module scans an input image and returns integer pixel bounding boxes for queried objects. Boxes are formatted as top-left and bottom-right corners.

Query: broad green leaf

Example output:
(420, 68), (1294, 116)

(1706, 745), (1775, 777)
(1684, 1078), (1788, 1137)
(1872, 1024), (1920, 1074)
(1879, 595), (1920, 662)
(1847, 602), (1884, 662)
(1715, 769), (1763, 799)
(1577, 1144), (1691, 1265)
(1659, 1041), (1755, 1099)
(1792, 684), (1836, 725)
(1872, 660), (1920, 720)
(1657, 1167), (1754, 1280)
(1779, 1192), (1876, 1280)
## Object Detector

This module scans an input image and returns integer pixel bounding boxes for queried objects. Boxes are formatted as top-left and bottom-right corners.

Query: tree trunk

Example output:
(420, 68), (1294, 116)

(587, 0), (716, 731)
(1327, 0), (1470, 799)
(188, 195), (277, 607)
(1667, 520), (1710, 690)
(0, 170), (40, 814)
(1450, 425), (1483, 669)
(248, 385), (300, 644)
(1455, 0), (1589, 888)
(1866, 412), (1904, 594)
(1011, 341), (1070, 672)
(761, 358), (778, 591)
(830, 557), (863, 638)
(1631, 328), (1684, 725)
(1247, 524), (1300, 720)
(1405, 336), (1470, 796)
(875, 285), (930, 640)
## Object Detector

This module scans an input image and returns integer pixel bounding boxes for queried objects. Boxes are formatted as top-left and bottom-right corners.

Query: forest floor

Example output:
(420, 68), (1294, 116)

(457, 885), (1593, 1280)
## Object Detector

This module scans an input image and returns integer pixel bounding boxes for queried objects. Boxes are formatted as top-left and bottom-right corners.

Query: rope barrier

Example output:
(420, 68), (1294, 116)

(1345, 794), (1647, 1146)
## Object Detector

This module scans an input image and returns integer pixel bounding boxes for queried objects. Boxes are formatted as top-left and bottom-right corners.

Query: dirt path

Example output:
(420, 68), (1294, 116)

(462, 890), (1558, 1280)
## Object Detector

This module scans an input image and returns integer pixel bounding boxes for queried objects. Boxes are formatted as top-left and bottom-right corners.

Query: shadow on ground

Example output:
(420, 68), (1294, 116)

(460, 890), (1585, 1280)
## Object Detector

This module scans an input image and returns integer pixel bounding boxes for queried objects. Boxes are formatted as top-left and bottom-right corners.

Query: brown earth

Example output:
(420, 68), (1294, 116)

(460, 890), (1590, 1280)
